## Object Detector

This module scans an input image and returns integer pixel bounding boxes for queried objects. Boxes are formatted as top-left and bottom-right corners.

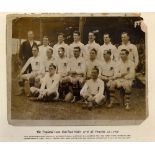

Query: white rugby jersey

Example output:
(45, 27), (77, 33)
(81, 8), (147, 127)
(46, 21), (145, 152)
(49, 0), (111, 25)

(100, 42), (118, 61)
(21, 55), (44, 74)
(53, 42), (69, 59)
(69, 41), (85, 58)
(114, 59), (135, 80)
(100, 59), (115, 77)
(84, 41), (101, 60)
(54, 57), (69, 77)
(118, 42), (139, 67)
(81, 78), (104, 96)
(68, 56), (86, 75)
(40, 73), (60, 93)
(43, 57), (55, 72)
(38, 45), (51, 61)
(85, 59), (101, 78)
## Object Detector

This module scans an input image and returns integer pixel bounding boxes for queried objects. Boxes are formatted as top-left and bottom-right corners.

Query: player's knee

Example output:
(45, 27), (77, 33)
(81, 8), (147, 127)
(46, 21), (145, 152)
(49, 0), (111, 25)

(64, 92), (73, 102)
(30, 87), (38, 93)
(95, 95), (105, 105)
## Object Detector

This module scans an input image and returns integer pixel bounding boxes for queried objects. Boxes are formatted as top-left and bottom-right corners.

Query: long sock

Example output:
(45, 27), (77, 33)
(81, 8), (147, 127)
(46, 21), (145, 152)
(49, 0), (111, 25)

(110, 90), (115, 104)
(125, 92), (131, 106)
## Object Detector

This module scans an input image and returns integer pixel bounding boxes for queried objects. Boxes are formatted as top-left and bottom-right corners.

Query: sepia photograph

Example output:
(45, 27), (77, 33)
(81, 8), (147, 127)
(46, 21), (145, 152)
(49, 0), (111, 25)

(7, 14), (147, 125)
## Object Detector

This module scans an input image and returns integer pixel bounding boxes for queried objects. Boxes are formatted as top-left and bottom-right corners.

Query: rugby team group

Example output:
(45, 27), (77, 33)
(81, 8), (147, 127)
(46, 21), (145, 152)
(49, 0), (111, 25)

(16, 30), (139, 111)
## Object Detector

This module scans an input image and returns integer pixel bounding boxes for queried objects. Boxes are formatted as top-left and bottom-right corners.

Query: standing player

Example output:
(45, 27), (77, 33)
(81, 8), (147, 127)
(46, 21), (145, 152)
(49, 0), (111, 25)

(118, 32), (139, 68)
(85, 48), (101, 79)
(100, 33), (118, 61)
(53, 33), (69, 59)
(69, 31), (85, 58)
(99, 50), (115, 107)
(38, 36), (51, 61)
(109, 49), (135, 110)
(17, 45), (44, 96)
(84, 31), (101, 60)
(30, 64), (60, 101)
(80, 67), (105, 110)
(65, 46), (86, 102)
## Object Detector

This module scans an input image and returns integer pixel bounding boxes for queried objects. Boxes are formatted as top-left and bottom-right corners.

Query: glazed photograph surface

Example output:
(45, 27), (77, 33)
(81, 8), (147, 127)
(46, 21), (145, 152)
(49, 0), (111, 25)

(9, 15), (146, 124)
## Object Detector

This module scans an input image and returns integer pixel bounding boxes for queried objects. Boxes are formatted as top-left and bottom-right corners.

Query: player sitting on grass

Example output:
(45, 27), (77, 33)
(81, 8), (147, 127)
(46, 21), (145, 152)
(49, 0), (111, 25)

(30, 63), (60, 101)
(16, 45), (44, 96)
(99, 49), (115, 107)
(109, 49), (135, 110)
(80, 66), (105, 110)
(64, 46), (86, 103)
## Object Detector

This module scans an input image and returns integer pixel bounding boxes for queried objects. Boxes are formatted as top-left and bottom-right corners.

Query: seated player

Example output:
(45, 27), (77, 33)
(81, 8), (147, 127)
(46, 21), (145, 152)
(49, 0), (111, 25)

(99, 50), (115, 107)
(85, 48), (101, 80)
(54, 47), (70, 100)
(65, 46), (86, 102)
(43, 47), (55, 73)
(31, 47), (55, 91)
(80, 67), (105, 110)
(16, 45), (44, 96)
(109, 49), (135, 110)
(30, 63), (60, 101)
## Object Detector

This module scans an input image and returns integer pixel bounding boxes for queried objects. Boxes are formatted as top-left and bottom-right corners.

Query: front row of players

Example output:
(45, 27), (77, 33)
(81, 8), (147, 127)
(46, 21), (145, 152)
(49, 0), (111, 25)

(17, 45), (135, 111)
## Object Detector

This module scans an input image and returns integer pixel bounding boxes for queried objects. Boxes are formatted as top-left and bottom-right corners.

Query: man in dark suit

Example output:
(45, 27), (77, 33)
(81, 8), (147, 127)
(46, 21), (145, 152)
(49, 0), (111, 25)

(19, 30), (37, 72)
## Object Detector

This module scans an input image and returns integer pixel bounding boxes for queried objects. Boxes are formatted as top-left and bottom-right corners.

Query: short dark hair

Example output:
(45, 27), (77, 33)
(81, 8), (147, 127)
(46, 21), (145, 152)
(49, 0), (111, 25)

(73, 31), (80, 36)
(121, 49), (129, 55)
(58, 47), (65, 52)
(32, 45), (39, 51)
(89, 31), (95, 35)
(104, 33), (110, 38)
(49, 63), (56, 69)
(92, 66), (99, 74)
(74, 46), (81, 52)
(58, 33), (64, 37)
(48, 48), (53, 53)
(90, 48), (97, 54)
(122, 32), (129, 36)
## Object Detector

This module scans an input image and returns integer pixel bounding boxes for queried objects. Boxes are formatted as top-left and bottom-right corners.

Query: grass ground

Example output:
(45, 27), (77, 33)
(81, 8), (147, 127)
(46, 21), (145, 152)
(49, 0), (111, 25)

(11, 79), (146, 121)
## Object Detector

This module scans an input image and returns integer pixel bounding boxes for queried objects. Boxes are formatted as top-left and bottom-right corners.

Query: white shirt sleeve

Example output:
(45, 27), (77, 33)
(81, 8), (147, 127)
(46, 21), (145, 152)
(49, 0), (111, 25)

(21, 58), (31, 74)
(80, 82), (88, 96)
(40, 74), (48, 91)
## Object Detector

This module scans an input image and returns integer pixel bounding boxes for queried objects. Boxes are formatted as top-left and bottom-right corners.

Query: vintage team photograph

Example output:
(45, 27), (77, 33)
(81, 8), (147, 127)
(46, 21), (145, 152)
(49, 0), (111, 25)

(7, 14), (147, 125)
